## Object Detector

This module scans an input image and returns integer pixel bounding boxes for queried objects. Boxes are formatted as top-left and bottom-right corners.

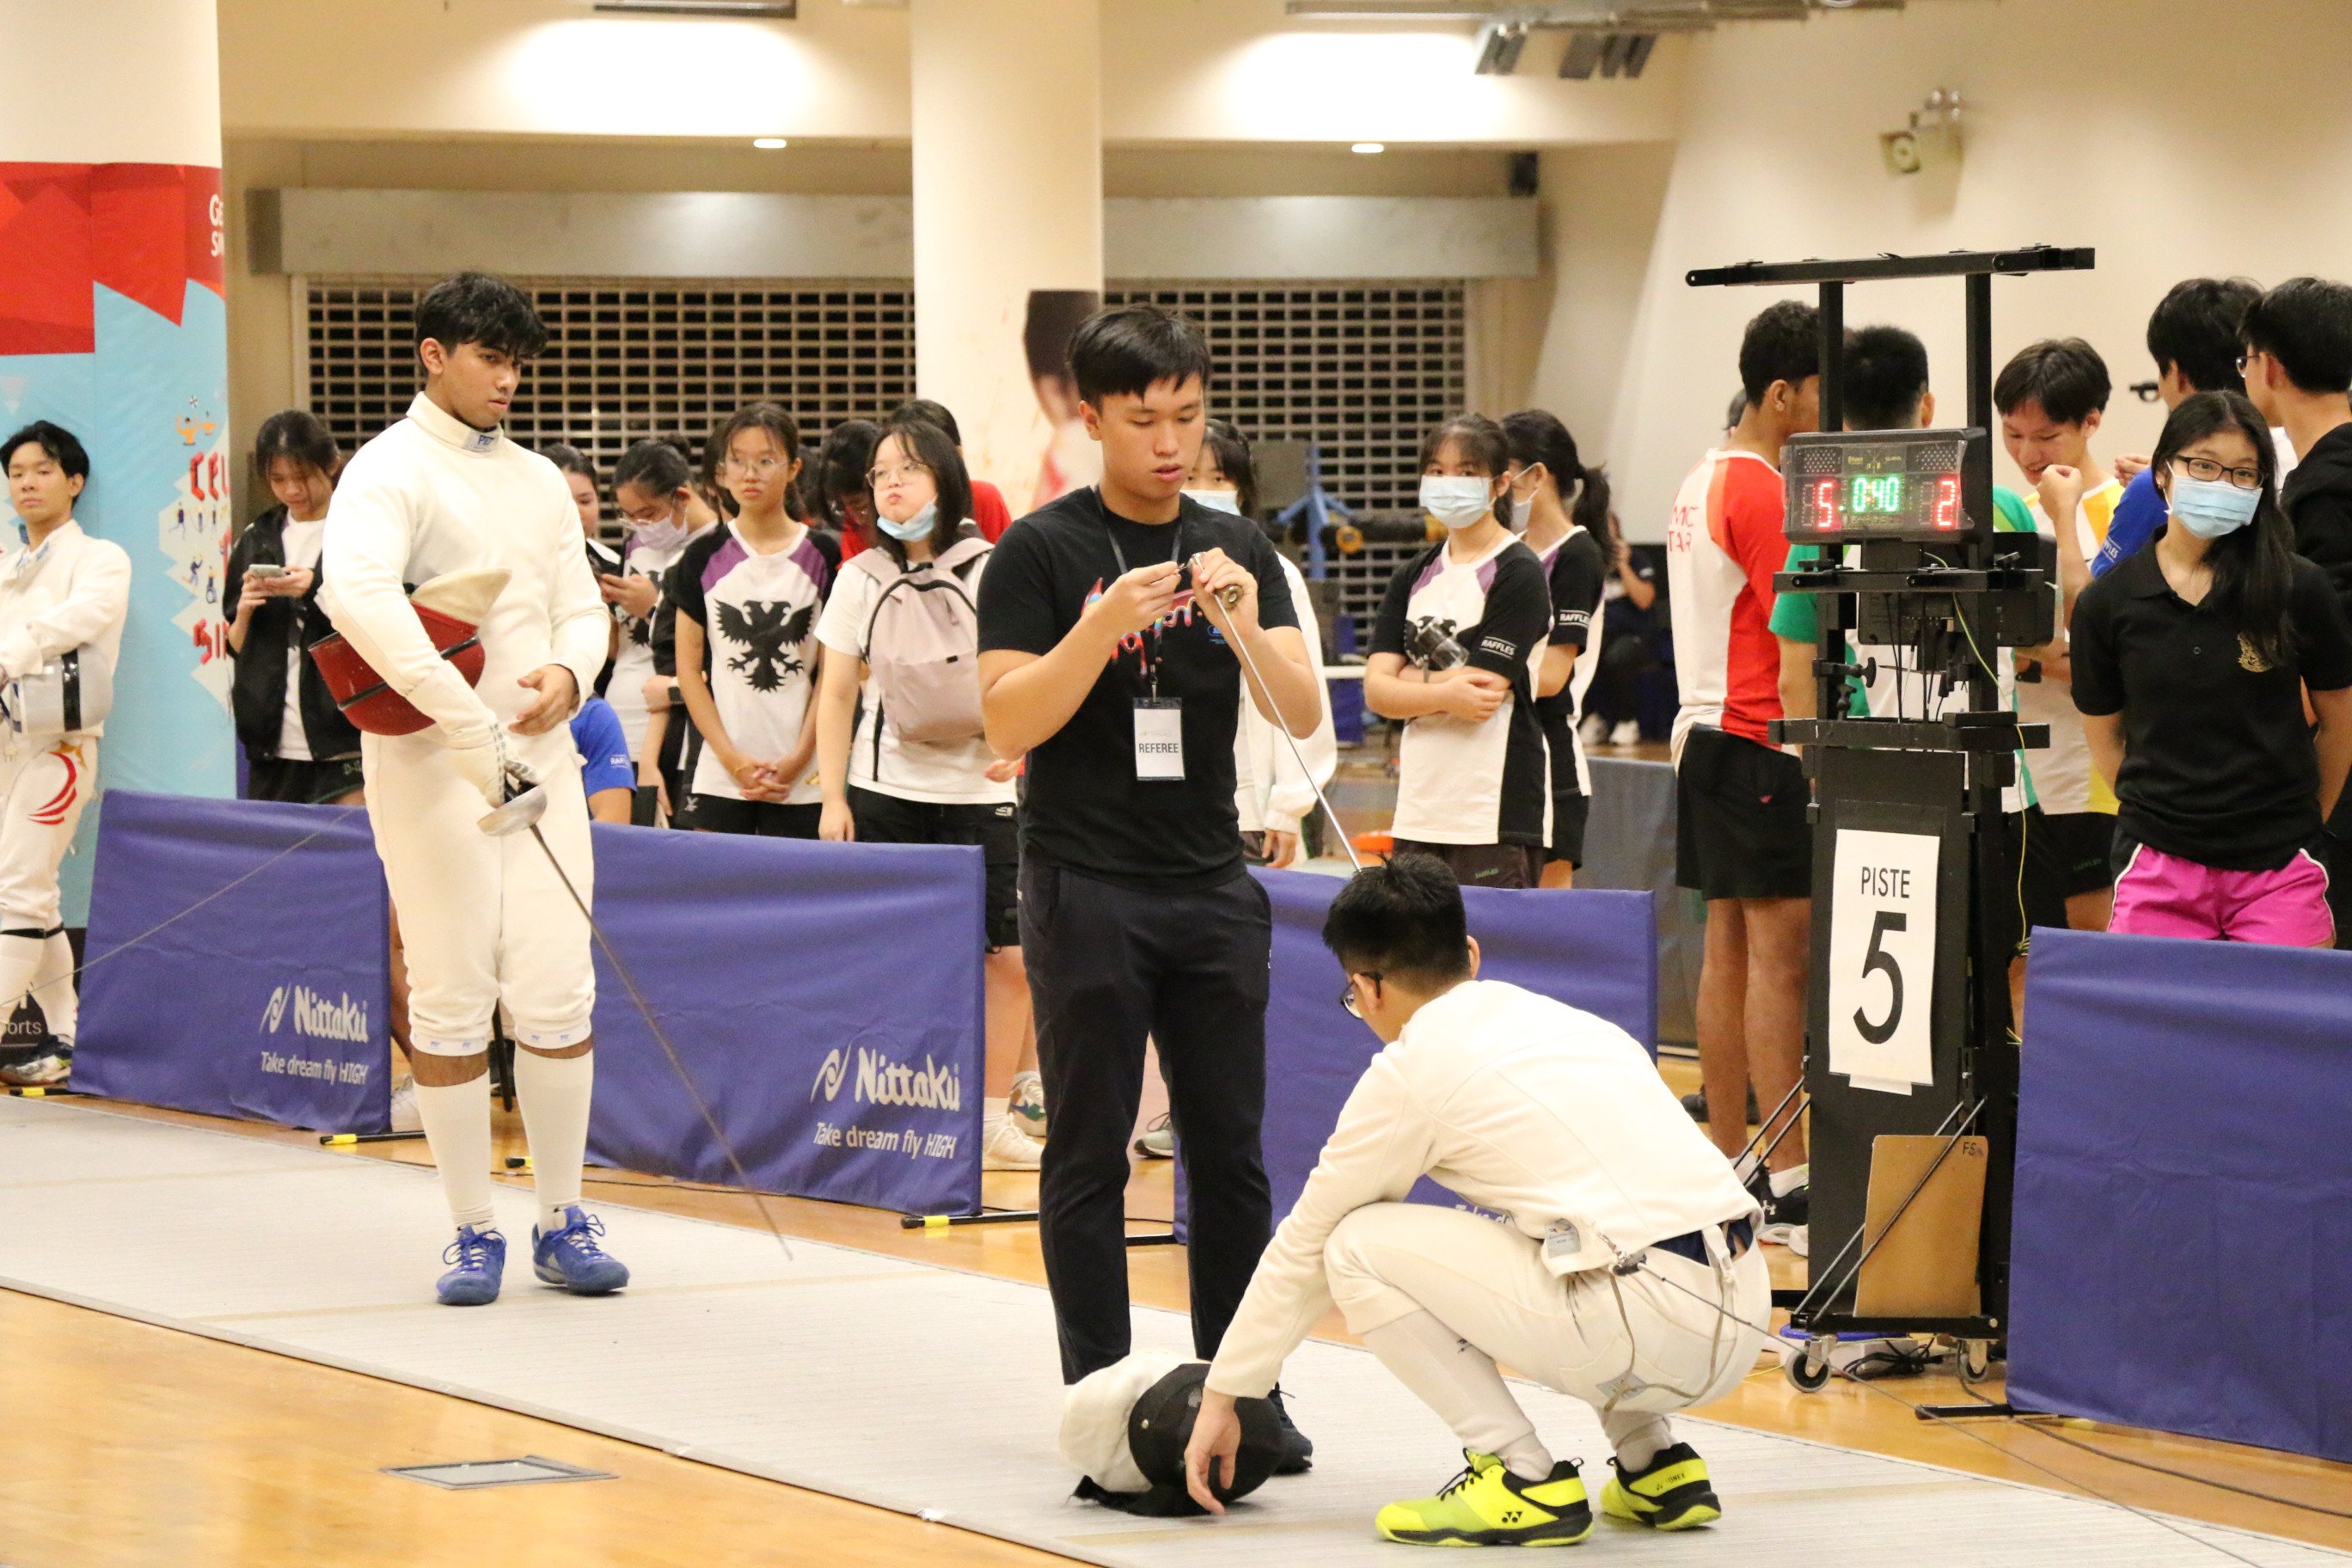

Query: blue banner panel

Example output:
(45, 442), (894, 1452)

(1248, 871), (1657, 1226)
(585, 828), (984, 1218)
(76, 792), (389, 1134)
(2010, 928), (2352, 1462)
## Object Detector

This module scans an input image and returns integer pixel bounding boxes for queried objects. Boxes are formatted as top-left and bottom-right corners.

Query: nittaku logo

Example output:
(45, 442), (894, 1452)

(808, 1045), (963, 1112)
(263, 984), (369, 1043)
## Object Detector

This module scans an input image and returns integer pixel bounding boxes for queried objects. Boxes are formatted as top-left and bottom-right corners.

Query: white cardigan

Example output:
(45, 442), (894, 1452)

(1207, 978), (1760, 1400)
(0, 519), (132, 736)
(1231, 554), (1337, 839)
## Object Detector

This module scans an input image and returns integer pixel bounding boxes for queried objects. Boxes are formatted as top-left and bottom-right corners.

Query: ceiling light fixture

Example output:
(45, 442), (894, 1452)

(753, 138), (789, 150)
(591, 1), (796, 16)
(1351, 141), (1387, 155)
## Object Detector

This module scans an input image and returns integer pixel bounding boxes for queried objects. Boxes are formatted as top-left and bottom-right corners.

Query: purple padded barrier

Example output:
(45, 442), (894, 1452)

(1179, 871), (1656, 1231)
(77, 792), (391, 1135)
(2009, 927), (2352, 1463)
(584, 827), (983, 1218)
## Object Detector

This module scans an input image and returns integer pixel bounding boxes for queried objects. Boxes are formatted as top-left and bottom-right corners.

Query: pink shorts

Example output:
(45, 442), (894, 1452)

(2109, 842), (2335, 946)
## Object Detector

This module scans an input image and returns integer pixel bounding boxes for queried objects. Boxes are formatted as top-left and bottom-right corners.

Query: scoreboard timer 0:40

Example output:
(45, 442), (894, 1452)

(1783, 429), (1989, 544)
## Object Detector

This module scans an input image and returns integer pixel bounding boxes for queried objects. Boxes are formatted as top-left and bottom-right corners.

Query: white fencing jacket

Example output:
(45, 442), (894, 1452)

(320, 394), (607, 759)
(1207, 978), (1761, 1400)
(1232, 554), (1337, 839)
(0, 519), (132, 737)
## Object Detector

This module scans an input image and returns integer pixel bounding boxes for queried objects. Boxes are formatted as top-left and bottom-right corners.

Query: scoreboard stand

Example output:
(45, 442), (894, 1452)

(1687, 248), (2094, 1406)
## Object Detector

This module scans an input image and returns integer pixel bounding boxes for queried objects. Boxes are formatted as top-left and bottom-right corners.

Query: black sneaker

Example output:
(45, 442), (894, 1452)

(1268, 1385), (1313, 1474)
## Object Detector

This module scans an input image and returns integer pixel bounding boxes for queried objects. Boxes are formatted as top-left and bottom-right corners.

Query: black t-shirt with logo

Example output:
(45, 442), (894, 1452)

(2070, 543), (2352, 870)
(977, 487), (1299, 890)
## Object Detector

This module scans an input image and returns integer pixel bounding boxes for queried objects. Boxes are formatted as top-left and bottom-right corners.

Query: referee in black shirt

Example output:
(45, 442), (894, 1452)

(977, 308), (1323, 1461)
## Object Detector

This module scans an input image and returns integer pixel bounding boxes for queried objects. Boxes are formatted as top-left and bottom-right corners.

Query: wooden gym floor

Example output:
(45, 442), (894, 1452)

(4, 1060), (2348, 1568)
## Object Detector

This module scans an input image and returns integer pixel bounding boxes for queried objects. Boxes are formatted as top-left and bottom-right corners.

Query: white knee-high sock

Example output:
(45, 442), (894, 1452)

(32, 931), (75, 1043)
(514, 1048), (592, 1232)
(1363, 1309), (1552, 1480)
(413, 1072), (497, 1231)
(1602, 1408), (1673, 1473)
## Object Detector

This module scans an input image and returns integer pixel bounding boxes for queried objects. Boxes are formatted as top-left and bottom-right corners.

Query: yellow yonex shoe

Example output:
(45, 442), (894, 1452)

(1373, 1451), (1594, 1547)
(1599, 1442), (1721, 1531)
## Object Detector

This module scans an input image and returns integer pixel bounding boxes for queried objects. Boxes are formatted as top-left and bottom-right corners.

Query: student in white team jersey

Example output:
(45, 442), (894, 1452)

(671, 403), (840, 838)
(1366, 415), (1553, 890)
(1186, 420), (1335, 871)
(813, 414), (1041, 1172)
(1502, 409), (1609, 889)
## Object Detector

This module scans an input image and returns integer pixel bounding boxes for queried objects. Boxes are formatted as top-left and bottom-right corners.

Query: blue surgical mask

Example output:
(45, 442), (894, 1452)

(1419, 475), (1495, 531)
(1183, 487), (1241, 515)
(877, 499), (937, 542)
(2169, 474), (2260, 540)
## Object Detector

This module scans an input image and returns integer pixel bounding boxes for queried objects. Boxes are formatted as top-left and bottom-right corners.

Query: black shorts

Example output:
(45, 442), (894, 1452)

(849, 786), (1021, 950)
(245, 754), (365, 805)
(1674, 727), (1812, 902)
(1547, 790), (1590, 869)
(690, 796), (822, 839)
(1389, 839), (1543, 891)
(1988, 807), (2117, 962)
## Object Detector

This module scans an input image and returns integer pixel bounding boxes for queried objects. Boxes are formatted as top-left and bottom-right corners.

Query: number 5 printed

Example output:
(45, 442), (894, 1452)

(1853, 911), (1907, 1045)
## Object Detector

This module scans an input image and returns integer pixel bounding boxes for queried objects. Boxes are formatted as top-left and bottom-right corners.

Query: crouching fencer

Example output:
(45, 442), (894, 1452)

(317, 273), (627, 1306)
(0, 422), (129, 1088)
(1182, 854), (1773, 1547)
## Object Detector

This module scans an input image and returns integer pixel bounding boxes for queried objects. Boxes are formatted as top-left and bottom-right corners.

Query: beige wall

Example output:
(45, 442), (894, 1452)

(1530, 0), (2352, 541)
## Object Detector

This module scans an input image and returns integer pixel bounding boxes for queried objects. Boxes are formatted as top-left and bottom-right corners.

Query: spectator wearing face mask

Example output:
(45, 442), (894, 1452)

(1365, 415), (1553, 891)
(1186, 419), (1336, 871)
(1501, 409), (1611, 889)
(813, 414), (1041, 1173)
(2072, 392), (2352, 945)
(891, 399), (1016, 542)
(609, 438), (720, 818)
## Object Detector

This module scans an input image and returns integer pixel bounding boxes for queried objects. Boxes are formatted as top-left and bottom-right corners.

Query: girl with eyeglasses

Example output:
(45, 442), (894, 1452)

(2070, 391), (2352, 944)
(812, 415), (1042, 1170)
(670, 403), (841, 837)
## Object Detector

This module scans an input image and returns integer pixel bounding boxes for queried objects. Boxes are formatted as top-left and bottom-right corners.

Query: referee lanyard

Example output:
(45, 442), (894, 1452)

(1104, 514), (1188, 781)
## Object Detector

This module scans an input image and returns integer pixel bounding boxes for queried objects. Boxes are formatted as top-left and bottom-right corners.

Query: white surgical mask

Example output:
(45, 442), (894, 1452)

(877, 499), (938, 542)
(1419, 475), (1496, 532)
(1183, 487), (1242, 515)
(626, 508), (692, 555)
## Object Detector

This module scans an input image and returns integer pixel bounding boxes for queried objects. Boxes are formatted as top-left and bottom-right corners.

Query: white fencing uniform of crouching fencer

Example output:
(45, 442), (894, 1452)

(322, 394), (608, 1059)
(0, 518), (130, 1055)
(1206, 979), (1771, 1473)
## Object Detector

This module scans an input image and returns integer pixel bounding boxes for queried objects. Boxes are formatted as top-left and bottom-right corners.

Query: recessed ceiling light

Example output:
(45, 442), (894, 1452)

(753, 138), (789, 150)
(1351, 142), (1386, 155)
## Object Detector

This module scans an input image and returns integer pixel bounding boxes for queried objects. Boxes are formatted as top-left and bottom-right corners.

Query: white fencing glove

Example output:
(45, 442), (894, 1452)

(445, 727), (518, 812)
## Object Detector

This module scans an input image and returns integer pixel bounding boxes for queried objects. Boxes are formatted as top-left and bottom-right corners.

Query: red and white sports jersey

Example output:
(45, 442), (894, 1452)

(1666, 448), (1787, 757)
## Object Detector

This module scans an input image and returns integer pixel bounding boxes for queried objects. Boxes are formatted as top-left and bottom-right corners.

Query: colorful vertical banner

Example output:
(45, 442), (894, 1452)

(0, 161), (236, 918)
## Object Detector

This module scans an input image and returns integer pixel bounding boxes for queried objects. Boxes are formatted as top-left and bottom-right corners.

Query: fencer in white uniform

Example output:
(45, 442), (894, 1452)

(0, 423), (130, 1087)
(1183, 854), (1770, 1548)
(318, 273), (627, 1307)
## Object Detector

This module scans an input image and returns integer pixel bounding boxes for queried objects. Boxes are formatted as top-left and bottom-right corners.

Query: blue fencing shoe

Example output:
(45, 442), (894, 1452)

(437, 1225), (506, 1307)
(532, 1206), (630, 1295)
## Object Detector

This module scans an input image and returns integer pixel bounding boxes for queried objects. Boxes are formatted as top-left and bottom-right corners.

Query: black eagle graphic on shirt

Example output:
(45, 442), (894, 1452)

(717, 599), (817, 692)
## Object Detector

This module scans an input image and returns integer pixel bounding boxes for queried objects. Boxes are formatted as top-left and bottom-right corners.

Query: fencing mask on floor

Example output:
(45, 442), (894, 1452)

(1060, 1354), (1285, 1516)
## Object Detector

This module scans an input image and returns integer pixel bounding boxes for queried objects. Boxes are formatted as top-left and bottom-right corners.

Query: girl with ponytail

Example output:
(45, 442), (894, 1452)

(1503, 409), (1612, 887)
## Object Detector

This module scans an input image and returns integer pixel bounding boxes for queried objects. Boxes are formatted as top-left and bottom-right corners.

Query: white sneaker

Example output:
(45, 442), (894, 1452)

(1008, 1069), (1048, 1142)
(1132, 1115), (1174, 1161)
(983, 1115), (1044, 1172)
(1608, 720), (1642, 747)
(0, 1052), (69, 1087)
(389, 1075), (421, 1133)
(1578, 713), (1609, 748)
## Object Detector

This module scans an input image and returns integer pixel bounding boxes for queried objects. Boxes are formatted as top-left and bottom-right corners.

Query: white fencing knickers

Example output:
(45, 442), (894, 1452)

(0, 738), (93, 1044)
(362, 730), (595, 1055)
(1323, 1203), (1772, 1453)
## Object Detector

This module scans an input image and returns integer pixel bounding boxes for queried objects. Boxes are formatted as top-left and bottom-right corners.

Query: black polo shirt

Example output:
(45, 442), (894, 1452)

(2071, 542), (2352, 871)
